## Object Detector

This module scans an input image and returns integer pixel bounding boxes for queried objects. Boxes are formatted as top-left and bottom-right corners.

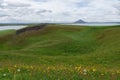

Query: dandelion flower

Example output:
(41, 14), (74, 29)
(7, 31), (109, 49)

(83, 69), (87, 73)
(3, 74), (6, 77)
(17, 69), (21, 72)
(83, 69), (87, 75)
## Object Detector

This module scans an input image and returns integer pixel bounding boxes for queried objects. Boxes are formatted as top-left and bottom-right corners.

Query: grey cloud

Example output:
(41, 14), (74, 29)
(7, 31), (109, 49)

(62, 12), (71, 16)
(75, 0), (90, 7)
(0, 8), (50, 19)
(36, 9), (52, 14)
(0, 14), (9, 17)
(0, 0), (4, 3)
(0, 12), (10, 17)
(10, 8), (34, 16)
(32, 0), (48, 2)
(9, 3), (31, 7)
(0, 0), (4, 8)
(0, 3), (31, 9)
(114, 2), (120, 15)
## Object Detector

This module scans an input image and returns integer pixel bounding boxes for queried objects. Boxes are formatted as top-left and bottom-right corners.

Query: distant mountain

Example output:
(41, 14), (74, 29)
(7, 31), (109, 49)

(74, 19), (86, 23)
(74, 19), (120, 24)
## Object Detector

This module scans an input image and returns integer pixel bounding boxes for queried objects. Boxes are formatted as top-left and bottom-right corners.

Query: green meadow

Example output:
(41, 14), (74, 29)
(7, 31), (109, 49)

(0, 24), (120, 80)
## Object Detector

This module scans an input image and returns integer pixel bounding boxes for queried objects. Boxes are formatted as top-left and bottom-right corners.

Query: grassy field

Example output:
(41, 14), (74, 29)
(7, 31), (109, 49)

(0, 24), (120, 80)
(0, 30), (15, 36)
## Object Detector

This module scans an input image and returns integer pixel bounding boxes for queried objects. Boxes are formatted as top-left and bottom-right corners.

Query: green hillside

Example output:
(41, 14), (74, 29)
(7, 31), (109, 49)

(0, 30), (15, 36)
(0, 24), (120, 80)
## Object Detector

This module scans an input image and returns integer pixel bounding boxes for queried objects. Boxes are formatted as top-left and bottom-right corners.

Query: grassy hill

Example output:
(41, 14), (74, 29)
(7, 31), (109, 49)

(0, 24), (120, 80)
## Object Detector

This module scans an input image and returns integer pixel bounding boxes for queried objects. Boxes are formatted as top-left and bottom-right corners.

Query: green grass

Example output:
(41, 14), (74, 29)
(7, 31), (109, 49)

(0, 24), (120, 80)
(0, 30), (15, 36)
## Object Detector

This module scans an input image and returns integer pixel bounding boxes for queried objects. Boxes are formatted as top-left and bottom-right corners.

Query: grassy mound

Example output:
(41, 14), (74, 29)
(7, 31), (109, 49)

(0, 24), (119, 80)
(0, 25), (120, 66)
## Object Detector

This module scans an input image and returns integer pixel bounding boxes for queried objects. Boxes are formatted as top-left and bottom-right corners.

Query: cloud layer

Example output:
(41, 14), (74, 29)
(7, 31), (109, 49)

(0, 0), (120, 23)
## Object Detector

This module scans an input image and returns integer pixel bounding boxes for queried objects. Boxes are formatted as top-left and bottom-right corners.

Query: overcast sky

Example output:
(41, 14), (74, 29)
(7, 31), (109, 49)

(0, 0), (120, 23)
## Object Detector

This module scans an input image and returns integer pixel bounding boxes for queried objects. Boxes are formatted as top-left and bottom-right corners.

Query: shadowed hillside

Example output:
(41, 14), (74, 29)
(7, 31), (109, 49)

(16, 23), (47, 35)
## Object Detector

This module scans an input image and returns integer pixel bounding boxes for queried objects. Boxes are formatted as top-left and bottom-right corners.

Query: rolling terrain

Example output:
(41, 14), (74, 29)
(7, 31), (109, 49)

(0, 24), (120, 80)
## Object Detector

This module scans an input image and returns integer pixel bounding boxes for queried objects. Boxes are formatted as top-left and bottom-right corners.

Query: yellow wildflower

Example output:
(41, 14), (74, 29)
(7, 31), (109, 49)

(116, 70), (120, 74)
(14, 65), (17, 68)
(92, 68), (96, 72)
(101, 73), (104, 76)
